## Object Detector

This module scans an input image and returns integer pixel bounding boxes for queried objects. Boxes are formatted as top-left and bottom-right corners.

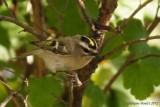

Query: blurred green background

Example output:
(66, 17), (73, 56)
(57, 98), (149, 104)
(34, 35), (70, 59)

(0, 0), (160, 107)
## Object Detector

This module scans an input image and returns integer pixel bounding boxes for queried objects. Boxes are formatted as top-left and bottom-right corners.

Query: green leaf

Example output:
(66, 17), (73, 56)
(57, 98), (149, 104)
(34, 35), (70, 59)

(45, 0), (89, 35)
(122, 19), (148, 40)
(91, 64), (114, 88)
(119, 19), (150, 57)
(83, 82), (107, 107)
(85, 0), (98, 19)
(123, 57), (160, 100)
(84, 82), (130, 107)
(106, 89), (129, 107)
(0, 25), (10, 49)
(100, 32), (124, 58)
(150, 46), (160, 54)
(28, 76), (64, 107)
(0, 83), (8, 101)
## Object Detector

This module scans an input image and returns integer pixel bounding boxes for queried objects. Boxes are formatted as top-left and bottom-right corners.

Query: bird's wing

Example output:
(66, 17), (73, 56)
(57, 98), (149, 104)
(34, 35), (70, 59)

(29, 39), (69, 55)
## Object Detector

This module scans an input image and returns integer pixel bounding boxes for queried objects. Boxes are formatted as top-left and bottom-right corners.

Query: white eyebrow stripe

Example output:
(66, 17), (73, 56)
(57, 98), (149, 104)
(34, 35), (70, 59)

(79, 41), (98, 53)
(55, 41), (59, 49)
(79, 41), (87, 48)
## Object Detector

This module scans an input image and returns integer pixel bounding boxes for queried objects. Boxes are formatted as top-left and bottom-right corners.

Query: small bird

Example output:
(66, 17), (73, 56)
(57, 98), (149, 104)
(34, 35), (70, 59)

(16, 35), (98, 73)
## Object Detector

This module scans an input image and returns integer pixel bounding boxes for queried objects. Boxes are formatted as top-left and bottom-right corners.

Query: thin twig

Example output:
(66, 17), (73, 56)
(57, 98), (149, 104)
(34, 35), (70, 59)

(23, 78), (29, 107)
(104, 53), (160, 93)
(130, 54), (160, 63)
(0, 69), (29, 107)
(1, 77), (28, 107)
(2, 0), (15, 18)
(0, 91), (28, 107)
(0, 80), (13, 91)
(147, 0), (160, 34)
(102, 0), (153, 50)
(104, 55), (135, 93)
(0, 72), (19, 107)
(47, 0), (64, 36)
(120, 0), (153, 28)
(30, 0), (46, 40)
(47, 0), (63, 20)
(17, 93), (28, 107)
(155, 0), (160, 18)
(77, 0), (95, 32)
(0, 15), (45, 40)
(93, 21), (122, 34)
(0, 80), (19, 107)
(16, 77), (29, 107)
(0, 79), (29, 107)
(0, 92), (18, 107)
(103, 35), (160, 59)
(147, 17), (160, 34)
(1, 68), (24, 79)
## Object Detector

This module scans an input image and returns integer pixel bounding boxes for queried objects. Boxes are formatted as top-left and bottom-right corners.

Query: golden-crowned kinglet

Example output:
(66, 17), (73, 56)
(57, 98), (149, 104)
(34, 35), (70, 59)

(17, 35), (98, 73)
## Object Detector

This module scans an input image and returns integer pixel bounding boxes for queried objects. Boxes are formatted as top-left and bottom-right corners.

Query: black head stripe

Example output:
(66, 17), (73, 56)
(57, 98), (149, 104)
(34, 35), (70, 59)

(81, 36), (90, 44)
(50, 40), (56, 46)
(80, 36), (97, 49)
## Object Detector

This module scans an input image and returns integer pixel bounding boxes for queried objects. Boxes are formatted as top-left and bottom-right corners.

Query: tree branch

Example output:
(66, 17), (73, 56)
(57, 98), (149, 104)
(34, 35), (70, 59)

(30, 0), (46, 38)
(2, 0), (15, 18)
(0, 69), (29, 107)
(103, 35), (160, 59)
(92, 21), (122, 34)
(104, 53), (160, 93)
(0, 92), (18, 107)
(74, 1), (118, 107)
(0, 71), (19, 107)
(120, 0), (153, 28)
(148, 17), (160, 34)
(102, 0), (153, 50)
(0, 80), (13, 91)
(67, 80), (73, 107)
(30, 0), (46, 77)
(0, 79), (28, 107)
(94, 0), (118, 43)
(104, 54), (135, 93)
(77, 0), (95, 32)
(0, 15), (45, 40)
(16, 93), (28, 107)
(130, 54), (160, 64)
(147, 0), (160, 34)
(97, 0), (117, 25)
(47, 0), (64, 36)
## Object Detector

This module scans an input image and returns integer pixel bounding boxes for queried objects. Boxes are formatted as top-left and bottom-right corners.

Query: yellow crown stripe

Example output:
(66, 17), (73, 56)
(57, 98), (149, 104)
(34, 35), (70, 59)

(85, 36), (95, 46)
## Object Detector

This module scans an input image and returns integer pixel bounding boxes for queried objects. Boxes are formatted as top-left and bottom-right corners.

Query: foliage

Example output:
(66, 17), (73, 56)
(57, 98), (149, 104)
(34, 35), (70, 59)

(0, 0), (160, 107)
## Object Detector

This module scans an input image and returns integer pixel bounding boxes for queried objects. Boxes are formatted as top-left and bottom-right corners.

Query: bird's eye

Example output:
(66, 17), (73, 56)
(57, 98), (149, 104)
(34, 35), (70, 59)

(82, 47), (90, 53)
(82, 47), (98, 56)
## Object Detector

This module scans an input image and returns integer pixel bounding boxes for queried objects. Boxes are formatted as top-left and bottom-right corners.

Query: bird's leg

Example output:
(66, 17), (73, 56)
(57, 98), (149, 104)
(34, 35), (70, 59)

(66, 72), (82, 87)
(73, 72), (82, 87)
